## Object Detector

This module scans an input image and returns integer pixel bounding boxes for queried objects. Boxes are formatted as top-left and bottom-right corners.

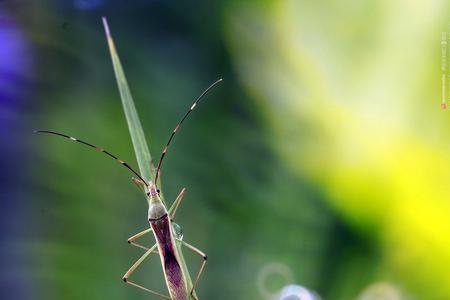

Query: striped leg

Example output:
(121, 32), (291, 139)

(181, 241), (207, 300)
(123, 244), (170, 299)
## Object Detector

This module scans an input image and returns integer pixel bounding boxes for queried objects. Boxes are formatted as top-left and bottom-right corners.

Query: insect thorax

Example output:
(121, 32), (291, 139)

(148, 199), (167, 221)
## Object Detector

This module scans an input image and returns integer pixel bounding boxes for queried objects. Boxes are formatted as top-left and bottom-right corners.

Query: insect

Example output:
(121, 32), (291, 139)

(35, 78), (223, 299)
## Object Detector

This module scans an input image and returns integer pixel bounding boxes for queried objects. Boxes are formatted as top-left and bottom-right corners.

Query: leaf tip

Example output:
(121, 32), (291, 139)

(102, 16), (111, 38)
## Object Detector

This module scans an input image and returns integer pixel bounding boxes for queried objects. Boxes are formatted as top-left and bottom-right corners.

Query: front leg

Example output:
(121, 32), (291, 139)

(131, 177), (146, 193)
(169, 188), (187, 220)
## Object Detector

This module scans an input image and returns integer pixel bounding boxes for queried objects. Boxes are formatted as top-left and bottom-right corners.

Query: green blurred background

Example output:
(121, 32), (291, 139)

(1, 0), (450, 299)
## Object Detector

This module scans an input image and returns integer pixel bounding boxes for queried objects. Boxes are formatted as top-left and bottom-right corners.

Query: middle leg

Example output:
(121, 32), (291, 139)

(127, 228), (156, 251)
(122, 244), (170, 299)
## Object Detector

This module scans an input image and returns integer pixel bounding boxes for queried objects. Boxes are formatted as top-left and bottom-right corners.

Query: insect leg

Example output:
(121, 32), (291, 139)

(123, 244), (170, 299)
(181, 241), (207, 300)
(131, 177), (146, 193)
(127, 228), (155, 251)
(169, 188), (187, 220)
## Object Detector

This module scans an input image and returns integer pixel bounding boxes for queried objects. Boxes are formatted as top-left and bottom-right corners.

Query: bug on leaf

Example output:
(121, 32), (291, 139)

(36, 78), (222, 299)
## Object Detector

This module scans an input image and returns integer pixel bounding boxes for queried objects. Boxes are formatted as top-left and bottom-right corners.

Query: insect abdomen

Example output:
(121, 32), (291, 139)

(151, 215), (188, 299)
(164, 245), (188, 300)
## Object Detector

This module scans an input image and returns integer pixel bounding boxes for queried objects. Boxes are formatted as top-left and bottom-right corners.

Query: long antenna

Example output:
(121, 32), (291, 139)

(154, 78), (223, 186)
(34, 130), (149, 188)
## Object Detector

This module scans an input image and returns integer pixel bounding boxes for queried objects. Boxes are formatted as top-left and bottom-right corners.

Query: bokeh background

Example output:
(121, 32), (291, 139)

(1, 0), (450, 299)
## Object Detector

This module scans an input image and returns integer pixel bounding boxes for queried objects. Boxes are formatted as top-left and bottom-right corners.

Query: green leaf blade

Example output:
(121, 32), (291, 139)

(102, 17), (195, 298)
(102, 17), (154, 184)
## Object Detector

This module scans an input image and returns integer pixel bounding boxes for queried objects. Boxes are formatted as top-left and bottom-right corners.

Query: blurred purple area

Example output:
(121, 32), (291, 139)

(0, 9), (34, 300)
(0, 11), (33, 125)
